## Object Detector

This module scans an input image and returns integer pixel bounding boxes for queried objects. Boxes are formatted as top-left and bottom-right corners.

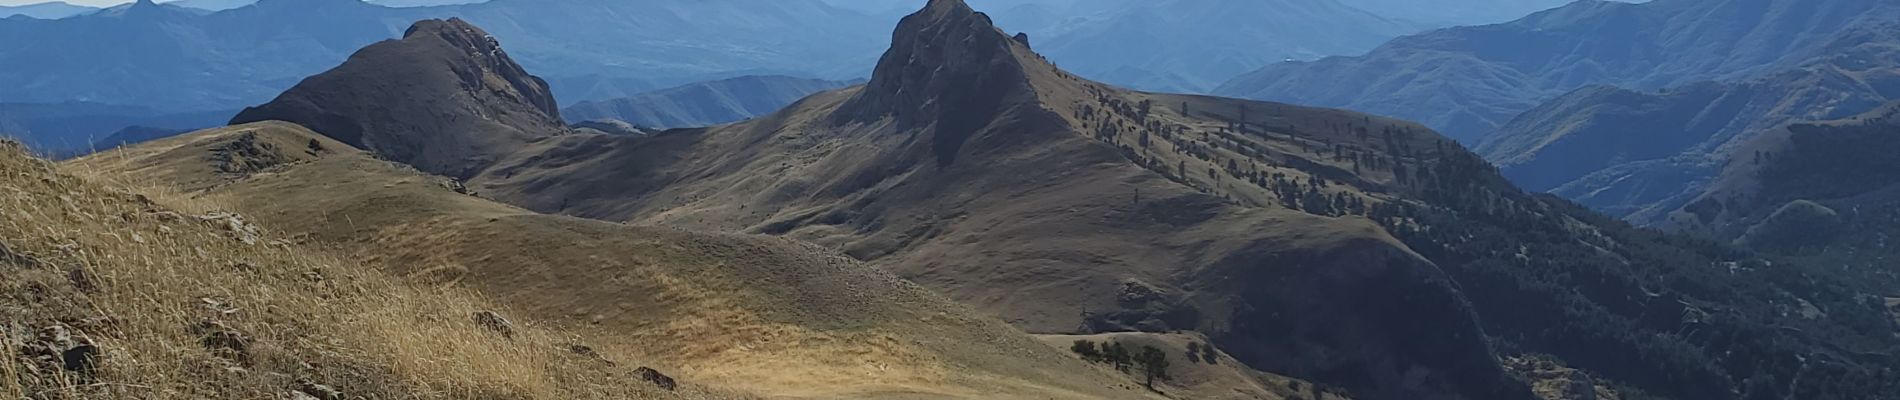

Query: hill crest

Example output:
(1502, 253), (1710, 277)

(229, 18), (566, 178)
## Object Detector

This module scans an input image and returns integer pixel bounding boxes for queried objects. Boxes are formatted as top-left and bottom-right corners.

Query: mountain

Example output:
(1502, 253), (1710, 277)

(1215, 0), (1900, 142)
(0, 0), (889, 112)
(0, 0), (1434, 119)
(1472, 12), (1900, 222)
(1668, 102), (1900, 287)
(1478, 67), (1900, 221)
(162, 0), (254, 11)
(1019, 0), (1423, 93)
(85, 125), (193, 152)
(0, 130), (717, 399)
(1334, 0), (1579, 26)
(0, 101), (233, 154)
(229, 18), (568, 179)
(0, 0), (401, 112)
(0, 1), (97, 19)
(197, 1), (1896, 399)
(366, 0), (484, 6)
(172, 1), (1900, 398)
(62, 120), (1168, 399)
(235, 3), (1527, 399)
(562, 75), (857, 130)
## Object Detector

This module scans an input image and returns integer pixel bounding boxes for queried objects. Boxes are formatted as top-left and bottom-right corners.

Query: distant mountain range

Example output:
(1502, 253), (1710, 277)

(1216, 0), (1897, 142)
(0, 1), (97, 18)
(1677, 102), (1900, 288)
(207, 2), (1900, 398)
(162, 0), (258, 11)
(0, 0), (1524, 117)
(1210, 0), (1900, 241)
(0, 101), (232, 154)
(1467, 1), (1900, 224)
(0, 0), (890, 113)
(1028, 0), (1423, 93)
(1333, 0), (1579, 26)
(864, 0), (1432, 92)
(562, 75), (857, 130)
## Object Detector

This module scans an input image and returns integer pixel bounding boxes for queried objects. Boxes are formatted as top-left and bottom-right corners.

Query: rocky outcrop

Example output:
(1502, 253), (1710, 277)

(834, 0), (1049, 165)
(230, 18), (566, 179)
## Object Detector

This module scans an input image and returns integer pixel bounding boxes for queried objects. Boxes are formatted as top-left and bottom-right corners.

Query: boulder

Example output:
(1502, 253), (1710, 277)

(633, 366), (677, 391)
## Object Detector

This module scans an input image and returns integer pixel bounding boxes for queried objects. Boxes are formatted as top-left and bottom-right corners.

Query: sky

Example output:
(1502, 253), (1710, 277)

(0, 0), (483, 7)
(2, 0), (187, 6)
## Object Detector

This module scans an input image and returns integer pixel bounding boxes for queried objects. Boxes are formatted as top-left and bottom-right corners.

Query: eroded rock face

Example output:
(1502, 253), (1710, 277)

(230, 18), (566, 179)
(835, 0), (1044, 165)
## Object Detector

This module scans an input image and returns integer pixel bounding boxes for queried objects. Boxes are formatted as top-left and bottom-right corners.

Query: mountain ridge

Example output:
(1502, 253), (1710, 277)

(178, 2), (1900, 399)
(64, 120), (1171, 399)
(229, 17), (567, 178)
(0, 1), (98, 19)
(0, 0), (890, 111)
(561, 75), (856, 130)
(460, 2), (1531, 398)
(1475, 12), (1900, 223)
(1215, 0), (1900, 142)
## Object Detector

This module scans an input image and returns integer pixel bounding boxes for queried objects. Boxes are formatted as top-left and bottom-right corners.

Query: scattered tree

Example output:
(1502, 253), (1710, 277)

(1071, 340), (1101, 362)
(1138, 345), (1170, 389)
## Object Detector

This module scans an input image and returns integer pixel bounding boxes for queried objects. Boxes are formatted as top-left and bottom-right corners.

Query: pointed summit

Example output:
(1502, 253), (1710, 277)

(230, 18), (565, 179)
(847, 0), (1037, 115)
(837, 0), (1058, 164)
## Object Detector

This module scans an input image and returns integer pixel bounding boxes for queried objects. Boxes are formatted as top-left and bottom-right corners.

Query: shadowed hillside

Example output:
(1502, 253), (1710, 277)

(1671, 102), (1900, 288)
(1474, 18), (1900, 223)
(562, 76), (856, 130)
(1216, 0), (1900, 142)
(229, 18), (569, 179)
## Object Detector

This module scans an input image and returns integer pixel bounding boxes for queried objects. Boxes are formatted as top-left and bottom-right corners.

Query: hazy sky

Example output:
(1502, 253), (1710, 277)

(2, 0), (174, 6)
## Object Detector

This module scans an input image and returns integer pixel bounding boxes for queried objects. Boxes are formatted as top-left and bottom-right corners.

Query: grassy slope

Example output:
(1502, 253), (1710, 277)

(65, 121), (1160, 399)
(2, 137), (719, 399)
(464, 2), (1523, 399)
(1035, 332), (1352, 400)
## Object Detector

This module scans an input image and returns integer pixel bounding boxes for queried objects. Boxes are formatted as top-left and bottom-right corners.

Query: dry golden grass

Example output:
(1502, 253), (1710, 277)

(2, 333), (22, 398)
(61, 123), (1158, 399)
(1, 140), (743, 399)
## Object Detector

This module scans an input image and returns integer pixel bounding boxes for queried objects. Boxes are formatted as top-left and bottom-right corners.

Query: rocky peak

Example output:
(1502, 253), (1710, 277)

(835, 0), (1051, 164)
(405, 18), (563, 120)
(842, 0), (1038, 120)
(229, 18), (565, 179)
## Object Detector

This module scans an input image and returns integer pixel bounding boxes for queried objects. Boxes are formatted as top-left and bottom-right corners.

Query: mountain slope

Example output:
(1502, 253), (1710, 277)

(0, 0), (889, 112)
(229, 18), (567, 179)
(474, 2), (1526, 398)
(1, 135), (724, 399)
(164, 0), (254, 11)
(1215, 0), (1900, 142)
(1030, 0), (1421, 93)
(0, 102), (232, 155)
(0, 0), (399, 112)
(562, 76), (856, 130)
(1475, 17), (1900, 222)
(1669, 102), (1900, 286)
(66, 121), (1171, 400)
(0, 1), (96, 19)
(1334, 0), (1576, 26)
(220, 2), (1900, 399)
